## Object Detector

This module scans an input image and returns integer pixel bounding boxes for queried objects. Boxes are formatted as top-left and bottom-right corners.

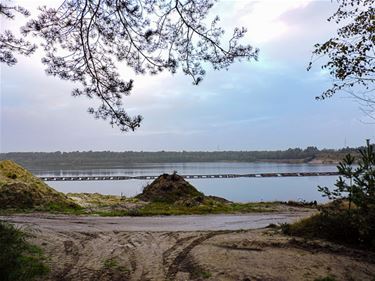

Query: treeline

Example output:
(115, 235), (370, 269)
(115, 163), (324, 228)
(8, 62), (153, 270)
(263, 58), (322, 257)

(0, 146), (360, 170)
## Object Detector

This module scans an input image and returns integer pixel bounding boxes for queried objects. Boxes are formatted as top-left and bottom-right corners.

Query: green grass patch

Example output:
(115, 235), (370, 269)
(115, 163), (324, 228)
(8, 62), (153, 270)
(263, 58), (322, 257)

(42, 202), (84, 213)
(0, 221), (49, 281)
(103, 258), (129, 273)
(103, 258), (119, 269)
(201, 271), (212, 279)
(96, 201), (280, 217)
(0, 200), (283, 217)
(0, 203), (85, 216)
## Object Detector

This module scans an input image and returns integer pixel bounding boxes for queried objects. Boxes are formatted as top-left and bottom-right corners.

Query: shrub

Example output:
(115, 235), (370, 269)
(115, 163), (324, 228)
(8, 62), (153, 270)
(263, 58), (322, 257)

(283, 140), (375, 249)
(0, 221), (49, 281)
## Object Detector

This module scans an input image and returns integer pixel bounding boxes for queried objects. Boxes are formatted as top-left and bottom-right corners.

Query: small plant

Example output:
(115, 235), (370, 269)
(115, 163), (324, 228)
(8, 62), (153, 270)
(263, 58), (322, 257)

(104, 258), (118, 269)
(201, 271), (212, 279)
(103, 258), (129, 273)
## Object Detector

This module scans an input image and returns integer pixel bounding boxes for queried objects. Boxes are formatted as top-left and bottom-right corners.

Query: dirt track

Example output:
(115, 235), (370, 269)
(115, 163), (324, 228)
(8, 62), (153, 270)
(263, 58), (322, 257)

(2, 213), (375, 281)
(1, 211), (312, 232)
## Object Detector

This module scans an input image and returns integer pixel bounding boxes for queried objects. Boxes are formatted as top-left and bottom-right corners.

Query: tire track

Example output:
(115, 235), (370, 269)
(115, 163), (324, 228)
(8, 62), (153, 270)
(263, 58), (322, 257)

(165, 232), (224, 280)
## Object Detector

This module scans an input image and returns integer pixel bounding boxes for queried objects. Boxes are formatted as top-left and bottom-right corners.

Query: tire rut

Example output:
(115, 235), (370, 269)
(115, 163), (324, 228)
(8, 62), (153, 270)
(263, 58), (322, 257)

(165, 232), (223, 280)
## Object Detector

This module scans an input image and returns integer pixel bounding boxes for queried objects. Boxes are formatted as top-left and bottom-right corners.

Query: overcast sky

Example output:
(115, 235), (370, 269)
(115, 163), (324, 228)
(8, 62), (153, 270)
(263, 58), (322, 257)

(1, 0), (374, 152)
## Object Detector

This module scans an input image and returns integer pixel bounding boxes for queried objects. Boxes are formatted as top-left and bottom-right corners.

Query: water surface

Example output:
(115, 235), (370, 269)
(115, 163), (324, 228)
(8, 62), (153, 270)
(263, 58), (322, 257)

(33, 162), (337, 203)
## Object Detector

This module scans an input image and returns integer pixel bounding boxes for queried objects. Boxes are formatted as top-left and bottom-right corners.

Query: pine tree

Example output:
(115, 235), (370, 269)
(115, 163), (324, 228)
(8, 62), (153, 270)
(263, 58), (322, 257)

(318, 139), (375, 246)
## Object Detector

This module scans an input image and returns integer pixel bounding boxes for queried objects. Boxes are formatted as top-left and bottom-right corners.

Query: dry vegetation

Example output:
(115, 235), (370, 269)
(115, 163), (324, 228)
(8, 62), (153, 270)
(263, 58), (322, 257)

(0, 160), (79, 212)
(0, 162), (311, 216)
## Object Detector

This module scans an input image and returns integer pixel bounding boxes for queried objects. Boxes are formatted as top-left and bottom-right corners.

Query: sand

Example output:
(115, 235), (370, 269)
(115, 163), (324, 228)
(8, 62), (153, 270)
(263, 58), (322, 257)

(2, 212), (375, 281)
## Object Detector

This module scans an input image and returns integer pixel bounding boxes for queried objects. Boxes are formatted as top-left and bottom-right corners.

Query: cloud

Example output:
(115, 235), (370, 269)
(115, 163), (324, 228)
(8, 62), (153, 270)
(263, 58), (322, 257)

(231, 0), (315, 43)
(0, 0), (371, 152)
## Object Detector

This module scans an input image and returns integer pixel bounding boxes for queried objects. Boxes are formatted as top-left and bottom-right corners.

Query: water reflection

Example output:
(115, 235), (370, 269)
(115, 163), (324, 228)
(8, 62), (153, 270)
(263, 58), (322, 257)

(32, 162), (337, 177)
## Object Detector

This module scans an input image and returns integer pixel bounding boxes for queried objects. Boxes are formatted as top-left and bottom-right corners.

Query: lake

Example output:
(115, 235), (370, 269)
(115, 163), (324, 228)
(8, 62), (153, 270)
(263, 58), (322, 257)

(32, 162), (338, 203)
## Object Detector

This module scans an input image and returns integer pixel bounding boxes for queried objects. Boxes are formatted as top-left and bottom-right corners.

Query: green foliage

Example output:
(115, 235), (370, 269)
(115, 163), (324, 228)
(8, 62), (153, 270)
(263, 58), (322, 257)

(0, 147), (360, 169)
(319, 140), (375, 247)
(0, 221), (49, 281)
(97, 201), (279, 217)
(201, 271), (212, 279)
(309, 0), (374, 103)
(284, 140), (375, 249)
(103, 258), (119, 269)
(318, 154), (356, 204)
(281, 213), (360, 245)
(103, 258), (129, 273)
(43, 202), (83, 213)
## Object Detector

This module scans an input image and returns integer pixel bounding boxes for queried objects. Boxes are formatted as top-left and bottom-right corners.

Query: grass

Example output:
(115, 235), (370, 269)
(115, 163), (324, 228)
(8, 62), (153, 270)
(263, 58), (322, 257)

(103, 258), (119, 269)
(0, 160), (80, 211)
(0, 221), (49, 281)
(201, 271), (212, 279)
(0, 190), (316, 217)
(0, 196), (312, 217)
(68, 192), (127, 207)
(103, 258), (129, 273)
(138, 201), (279, 215)
(0, 202), (84, 216)
(95, 200), (282, 217)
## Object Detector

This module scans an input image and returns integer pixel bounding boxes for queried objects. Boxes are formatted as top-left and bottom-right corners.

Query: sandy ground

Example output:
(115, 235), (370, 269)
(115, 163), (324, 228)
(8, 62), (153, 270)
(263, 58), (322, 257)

(2, 213), (375, 281)
(1, 211), (312, 232)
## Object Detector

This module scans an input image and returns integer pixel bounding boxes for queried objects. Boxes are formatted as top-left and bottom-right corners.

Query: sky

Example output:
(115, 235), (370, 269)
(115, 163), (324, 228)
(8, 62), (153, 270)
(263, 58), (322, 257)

(1, 0), (374, 152)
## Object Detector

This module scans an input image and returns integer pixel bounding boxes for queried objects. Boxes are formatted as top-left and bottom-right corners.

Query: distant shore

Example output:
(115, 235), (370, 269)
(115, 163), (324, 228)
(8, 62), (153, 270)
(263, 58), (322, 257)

(0, 152), (345, 171)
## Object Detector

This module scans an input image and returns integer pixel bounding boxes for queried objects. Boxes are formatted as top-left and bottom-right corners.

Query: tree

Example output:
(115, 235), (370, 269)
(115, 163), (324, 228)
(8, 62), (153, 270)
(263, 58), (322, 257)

(0, 3), (36, 65)
(308, 0), (374, 116)
(318, 139), (375, 246)
(0, 0), (259, 131)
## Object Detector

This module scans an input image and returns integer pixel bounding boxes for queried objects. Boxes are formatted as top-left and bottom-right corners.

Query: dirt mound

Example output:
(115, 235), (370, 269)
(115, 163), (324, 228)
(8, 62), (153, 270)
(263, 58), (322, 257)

(0, 160), (79, 210)
(136, 173), (205, 204)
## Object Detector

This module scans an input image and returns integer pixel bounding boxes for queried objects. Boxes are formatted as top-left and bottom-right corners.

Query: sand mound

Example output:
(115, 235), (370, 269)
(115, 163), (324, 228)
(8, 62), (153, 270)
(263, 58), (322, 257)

(0, 160), (78, 210)
(136, 173), (205, 204)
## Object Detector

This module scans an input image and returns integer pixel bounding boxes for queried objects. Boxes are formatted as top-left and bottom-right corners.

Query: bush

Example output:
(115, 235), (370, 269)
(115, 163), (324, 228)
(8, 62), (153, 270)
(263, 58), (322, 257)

(0, 221), (49, 281)
(281, 212), (361, 245)
(283, 140), (375, 249)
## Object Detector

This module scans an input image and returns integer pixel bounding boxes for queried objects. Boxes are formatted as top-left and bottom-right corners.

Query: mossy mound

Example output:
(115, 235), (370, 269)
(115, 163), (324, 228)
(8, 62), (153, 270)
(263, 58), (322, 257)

(0, 160), (79, 210)
(136, 173), (205, 204)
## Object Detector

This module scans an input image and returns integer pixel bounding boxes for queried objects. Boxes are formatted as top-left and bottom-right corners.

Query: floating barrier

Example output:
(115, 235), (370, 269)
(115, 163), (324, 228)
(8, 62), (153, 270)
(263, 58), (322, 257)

(39, 171), (339, 181)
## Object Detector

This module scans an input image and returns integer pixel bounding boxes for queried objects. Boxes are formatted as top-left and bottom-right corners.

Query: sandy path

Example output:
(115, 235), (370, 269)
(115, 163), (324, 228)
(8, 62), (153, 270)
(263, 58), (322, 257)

(2, 212), (375, 280)
(0, 211), (312, 232)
